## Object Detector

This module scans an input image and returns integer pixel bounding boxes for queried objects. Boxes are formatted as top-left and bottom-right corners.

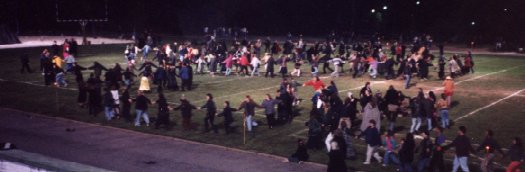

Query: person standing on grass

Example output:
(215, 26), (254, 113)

(428, 127), (446, 172)
(422, 93), (434, 132)
(326, 136), (347, 172)
(223, 53), (234, 76)
(448, 56), (461, 78)
(404, 61), (413, 89)
(399, 133), (416, 172)
(199, 93), (218, 133)
(359, 82), (373, 109)
(416, 131), (433, 172)
(103, 90), (115, 121)
(383, 131), (400, 167)
(154, 93), (172, 130)
(120, 88), (132, 122)
(362, 120), (383, 165)
(409, 92), (424, 133)
(238, 95), (262, 137)
(360, 97), (381, 132)
(435, 93), (450, 129)
(261, 94), (280, 129)
(179, 63), (191, 91)
(217, 101), (237, 134)
(173, 97), (197, 131)
(133, 91), (152, 127)
(504, 137), (524, 172)
(476, 129), (505, 172)
(384, 85), (400, 131)
(110, 86), (120, 119)
(329, 55), (344, 77)
(87, 73), (102, 116)
(19, 54), (32, 73)
(444, 126), (475, 172)
(77, 82), (88, 108)
(250, 54), (261, 77)
(303, 76), (326, 91)
(443, 76), (455, 107)
(64, 54), (75, 73)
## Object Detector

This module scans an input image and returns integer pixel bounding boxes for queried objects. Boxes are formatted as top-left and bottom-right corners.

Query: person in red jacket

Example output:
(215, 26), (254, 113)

(239, 53), (250, 75)
(303, 76), (325, 91)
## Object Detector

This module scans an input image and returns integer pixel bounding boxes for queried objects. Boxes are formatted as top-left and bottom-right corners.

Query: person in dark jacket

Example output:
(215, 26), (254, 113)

(307, 109), (324, 150)
(200, 93), (218, 133)
(132, 90), (152, 127)
(71, 62), (87, 84)
(265, 55), (275, 78)
(179, 63), (191, 91)
(362, 120), (383, 165)
(399, 133), (416, 172)
(287, 139), (309, 163)
(429, 127), (446, 172)
(327, 131), (347, 172)
(20, 54), (32, 73)
(261, 94), (280, 129)
(86, 73), (102, 116)
(444, 126), (475, 172)
(342, 92), (359, 127)
(120, 88), (132, 122)
(504, 137), (524, 172)
(218, 101), (237, 134)
(476, 129), (505, 172)
(103, 90), (115, 120)
(238, 95), (262, 136)
(154, 93), (172, 130)
(384, 85), (399, 131)
(416, 131), (432, 172)
(77, 82), (88, 108)
(173, 97), (197, 131)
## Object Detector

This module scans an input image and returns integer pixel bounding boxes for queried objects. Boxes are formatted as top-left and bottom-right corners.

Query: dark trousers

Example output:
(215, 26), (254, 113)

(204, 113), (217, 133)
(155, 113), (171, 129)
(265, 71), (274, 78)
(181, 79), (191, 91)
(182, 117), (191, 130)
(323, 62), (333, 73)
(21, 63), (32, 73)
(224, 120), (233, 134)
(266, 113), (275, 128)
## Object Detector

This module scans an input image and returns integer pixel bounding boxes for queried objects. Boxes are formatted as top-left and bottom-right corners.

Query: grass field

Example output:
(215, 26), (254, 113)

(1, 43), (524, 171)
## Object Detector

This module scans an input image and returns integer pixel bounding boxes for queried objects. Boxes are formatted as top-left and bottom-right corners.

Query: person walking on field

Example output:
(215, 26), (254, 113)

(132, 91), (152, 127)
(504, 137), (524, 172)
(199, 93), (218, 133)
(444, 126), (475, 172)
(476, 129), (505, 172)
(443, 76), (455, 107)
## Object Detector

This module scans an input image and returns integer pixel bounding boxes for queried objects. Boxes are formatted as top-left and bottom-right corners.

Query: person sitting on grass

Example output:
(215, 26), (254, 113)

(285, 139), (309, 164)
(217, 101), (237, 134)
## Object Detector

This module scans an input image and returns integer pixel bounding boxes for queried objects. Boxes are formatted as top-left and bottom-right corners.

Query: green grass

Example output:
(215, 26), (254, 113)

(1, 44), (525, 171)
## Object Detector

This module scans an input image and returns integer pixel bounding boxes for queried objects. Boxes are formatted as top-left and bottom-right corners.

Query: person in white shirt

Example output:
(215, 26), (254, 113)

(329, 55), (344, 77)
(250, 55), (261, 77)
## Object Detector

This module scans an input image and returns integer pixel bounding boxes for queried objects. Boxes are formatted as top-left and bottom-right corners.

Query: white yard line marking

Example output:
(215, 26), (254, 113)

(454, 88), (525, 122)
(194, 85), (281, 103)
(0, 78), (77, 91)
(204, 76), (250, 84)
(432, 64), (525, 91)
(338, 81), (386, 93)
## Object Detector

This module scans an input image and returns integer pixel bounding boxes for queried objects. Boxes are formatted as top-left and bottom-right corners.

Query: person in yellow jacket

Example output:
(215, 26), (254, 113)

(52, 55), (65, 70)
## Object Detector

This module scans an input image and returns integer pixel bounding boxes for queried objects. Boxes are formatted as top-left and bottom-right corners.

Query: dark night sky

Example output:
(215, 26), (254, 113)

(1, 0), (524, 43)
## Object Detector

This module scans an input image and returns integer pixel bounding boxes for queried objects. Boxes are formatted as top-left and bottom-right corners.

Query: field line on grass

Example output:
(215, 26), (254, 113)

(0, 78), (77, 91)
(194, 85), (280, 103)
(432, 64), (525, 91)
(454, 88), (525, 122)
(338, 81), (386, 93)
(204, 76), (250, 84)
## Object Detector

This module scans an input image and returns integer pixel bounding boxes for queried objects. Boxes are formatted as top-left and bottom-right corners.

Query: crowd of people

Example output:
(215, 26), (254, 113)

(26, 33), (523, 172)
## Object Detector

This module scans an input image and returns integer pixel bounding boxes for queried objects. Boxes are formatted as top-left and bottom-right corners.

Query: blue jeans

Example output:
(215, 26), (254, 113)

(405, 74), (411, 89)
(245, 114), (253, 131)
(225, 67), (232, 76)
(440, 109), (449, 128)
(55, 72), (67, 86)
(417, 158), (430, 172)
(104, 106), (114, 120)
(410, 117), (421, 133)
(452, 156), (469, 172)
(135, 109), (150, 126)
(384, 151), (400, 166)
(400, 162), (413, 172)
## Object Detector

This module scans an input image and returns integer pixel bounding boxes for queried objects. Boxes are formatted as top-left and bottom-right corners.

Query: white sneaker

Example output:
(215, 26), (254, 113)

(363, 162), (370, 165)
